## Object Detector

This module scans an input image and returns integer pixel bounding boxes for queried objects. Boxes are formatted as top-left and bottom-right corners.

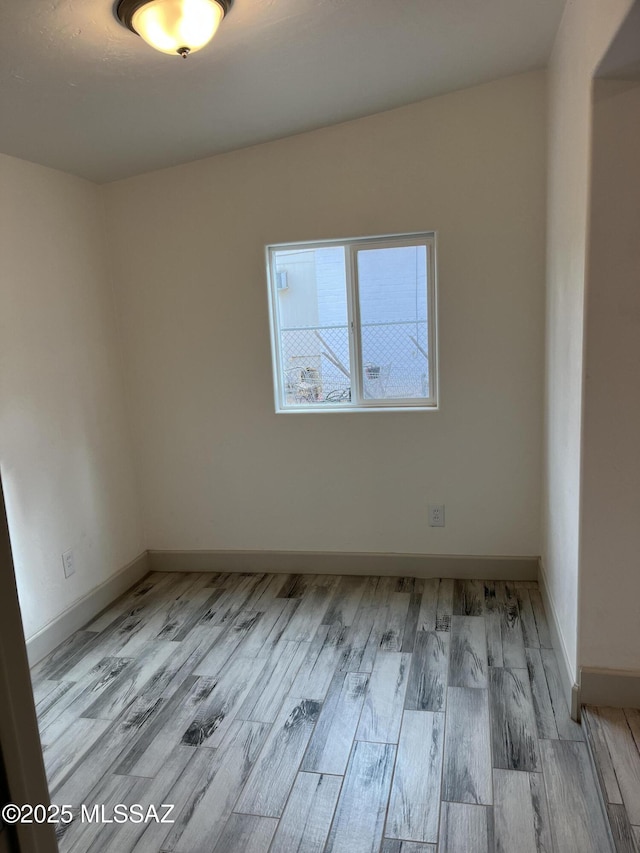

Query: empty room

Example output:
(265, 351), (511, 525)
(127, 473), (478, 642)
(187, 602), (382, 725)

(1, 0), (640, 852)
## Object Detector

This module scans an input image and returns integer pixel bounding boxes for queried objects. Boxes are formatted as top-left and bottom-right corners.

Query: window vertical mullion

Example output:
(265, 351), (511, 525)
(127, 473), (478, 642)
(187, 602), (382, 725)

(427, 238), (437, 405)
(345, 243), (363, 405)
(269, 248), (286, 411)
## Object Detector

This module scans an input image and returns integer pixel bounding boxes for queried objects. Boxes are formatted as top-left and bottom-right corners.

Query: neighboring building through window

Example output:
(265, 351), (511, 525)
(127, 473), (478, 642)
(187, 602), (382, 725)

(267, 233), (438, 411)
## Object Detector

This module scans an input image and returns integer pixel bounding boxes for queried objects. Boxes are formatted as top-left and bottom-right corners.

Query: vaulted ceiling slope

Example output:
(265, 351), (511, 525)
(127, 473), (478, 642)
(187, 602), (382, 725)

(0, 0), (565, 183)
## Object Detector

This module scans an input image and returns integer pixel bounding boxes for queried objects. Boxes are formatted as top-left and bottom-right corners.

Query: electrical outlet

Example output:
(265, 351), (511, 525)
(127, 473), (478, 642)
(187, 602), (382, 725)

(62, 549), (75, 578)
(428, 504), (445, 527)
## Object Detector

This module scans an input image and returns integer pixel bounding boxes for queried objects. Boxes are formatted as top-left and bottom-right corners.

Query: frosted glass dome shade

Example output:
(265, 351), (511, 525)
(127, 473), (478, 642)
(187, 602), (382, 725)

(130, 0), (225, 56)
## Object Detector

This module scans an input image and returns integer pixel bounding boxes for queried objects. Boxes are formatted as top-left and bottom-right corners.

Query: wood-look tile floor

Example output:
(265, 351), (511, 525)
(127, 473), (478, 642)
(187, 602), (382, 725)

(583, 706), (640, 852)
(30, 572), (615, 853)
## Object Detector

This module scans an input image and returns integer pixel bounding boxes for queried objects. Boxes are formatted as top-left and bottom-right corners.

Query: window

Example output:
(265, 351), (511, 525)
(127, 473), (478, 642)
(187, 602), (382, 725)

(267, 232), (438, 411)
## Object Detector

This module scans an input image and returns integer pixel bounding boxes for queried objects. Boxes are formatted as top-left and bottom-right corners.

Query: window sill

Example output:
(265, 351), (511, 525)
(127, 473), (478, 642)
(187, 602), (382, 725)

(275, 404), (439, 414)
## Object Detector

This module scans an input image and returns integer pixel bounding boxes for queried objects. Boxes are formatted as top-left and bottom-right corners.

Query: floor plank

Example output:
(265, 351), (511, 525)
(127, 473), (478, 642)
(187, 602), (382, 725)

(582, 706), (624, 805)
(192, 610), (263, 677)
(51, 700), (164, 804)
(606, 803), (639, 853)
(322, 575), (368, 630)
(81, 745), (200, 853)
(127, 747), (215, 853)
(32, 676), (70, 708)
(540, 738), (614, 853)
(356, 652), (410, 744)
(404, 630), (449, 712)
(483, 582), (503, 669)
(276, 574), (311, 599)
(243, 573), (287, 611)
(32, 630), (100, 683)
(525, 648), (559, 740)
(40, 716), (112, 791)
(269, 772), (341, 853)
(529, 589), (553, 649)
(115, 675), (215, 777)
(236, 598), (299, 660)
(81, 637), (199, 721)
(489, 667), (540, 772)
(115, 575), (208, 656)
(386, 710), (444, 844)
(596, 706), (640, 825)
(211, 814), (278, 853)
(236, 640), (308, 723)
(37, 656), (131, 732)
(449, 616), (487, 688)
(170, 587), (226, 642)
(325, 740), (396, 853)
(289, 624), (345, 701)
(355, 578), (401, 671)
(56, 773), (139, 853)
(438, 802), (493, 853)
(337, 579), (382, 672)
(180, 655), (266, 748)
(281, 582), (335, 642)
(436, 579), (454, 632)
(540, 647), (584, 741)
(302, 670), (369, 775)
(625, 708), (640, 755)
(234, 694), (321, 818)
(485, 613), (503, 668)
(499, 582), (527, 669)
(153, 575), (214, 641)
(516, 587), (540, 648)
(442, 687), (492, 805)
(493, 769), (552, 853)
(453, 580), (484, 616)
(401, 591), (422, 653)
(378, 590), (411, 652)
(84, 572), (178, 633)
(161, 719), (270, 852)
(415, 579), (439, 633)
(208, 575), (269, 628)
(482, 580), (501, 614)
(381, 842), (436, 853)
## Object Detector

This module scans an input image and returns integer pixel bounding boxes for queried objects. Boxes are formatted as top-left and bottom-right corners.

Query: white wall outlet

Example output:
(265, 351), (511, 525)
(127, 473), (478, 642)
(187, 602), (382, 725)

(62, 549), (75, 578)
(429, 504), (445, 527)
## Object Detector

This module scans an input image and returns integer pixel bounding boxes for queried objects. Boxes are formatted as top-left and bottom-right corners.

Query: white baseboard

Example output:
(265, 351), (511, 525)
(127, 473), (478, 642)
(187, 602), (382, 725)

(26, 552), (150, 666)
(148, 549), (539, 580)
(537, 560), (640, 712)
(537, 559), (581, 720)
(580, 667), (640, 708)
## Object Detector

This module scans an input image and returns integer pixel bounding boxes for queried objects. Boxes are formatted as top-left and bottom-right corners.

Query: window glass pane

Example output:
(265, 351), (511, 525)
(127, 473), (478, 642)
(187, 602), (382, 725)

(273, 246), (352, 406)
(356, 244), (430, 400)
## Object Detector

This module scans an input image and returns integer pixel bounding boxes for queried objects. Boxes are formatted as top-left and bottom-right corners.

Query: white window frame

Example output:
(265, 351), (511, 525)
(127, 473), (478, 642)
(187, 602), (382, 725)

(266, 231), (438, 413)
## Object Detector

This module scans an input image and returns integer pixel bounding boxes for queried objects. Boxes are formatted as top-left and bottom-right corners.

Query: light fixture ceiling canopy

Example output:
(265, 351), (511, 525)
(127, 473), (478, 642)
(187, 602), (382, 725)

(116, 0), (232, 58)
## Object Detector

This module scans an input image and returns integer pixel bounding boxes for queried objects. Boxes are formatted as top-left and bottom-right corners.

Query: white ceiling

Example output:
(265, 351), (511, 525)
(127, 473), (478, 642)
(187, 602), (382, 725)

(0, 0), (565, 183)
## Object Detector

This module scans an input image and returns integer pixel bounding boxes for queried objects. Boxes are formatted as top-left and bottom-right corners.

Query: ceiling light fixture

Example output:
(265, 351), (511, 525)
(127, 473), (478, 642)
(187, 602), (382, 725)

(116, 0), (231, 58)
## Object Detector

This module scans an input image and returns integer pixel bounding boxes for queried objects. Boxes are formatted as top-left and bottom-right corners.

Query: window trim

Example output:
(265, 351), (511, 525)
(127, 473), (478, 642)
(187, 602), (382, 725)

(266, 231), (439, 413)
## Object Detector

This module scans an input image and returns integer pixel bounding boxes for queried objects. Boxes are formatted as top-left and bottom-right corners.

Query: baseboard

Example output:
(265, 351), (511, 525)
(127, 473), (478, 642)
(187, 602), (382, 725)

(26, 552), (150, 666)
(580, 667), (640, 708)
(537, 558), (581, 720)
(148, 549), (539, 580)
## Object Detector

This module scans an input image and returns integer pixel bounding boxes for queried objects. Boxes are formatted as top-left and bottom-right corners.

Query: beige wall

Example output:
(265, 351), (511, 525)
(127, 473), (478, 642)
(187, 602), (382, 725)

(579, 79), (640, 672)
(104, 71), (546, 558)
(0, 154), (144, 641)
(542, 0), (633, 683)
